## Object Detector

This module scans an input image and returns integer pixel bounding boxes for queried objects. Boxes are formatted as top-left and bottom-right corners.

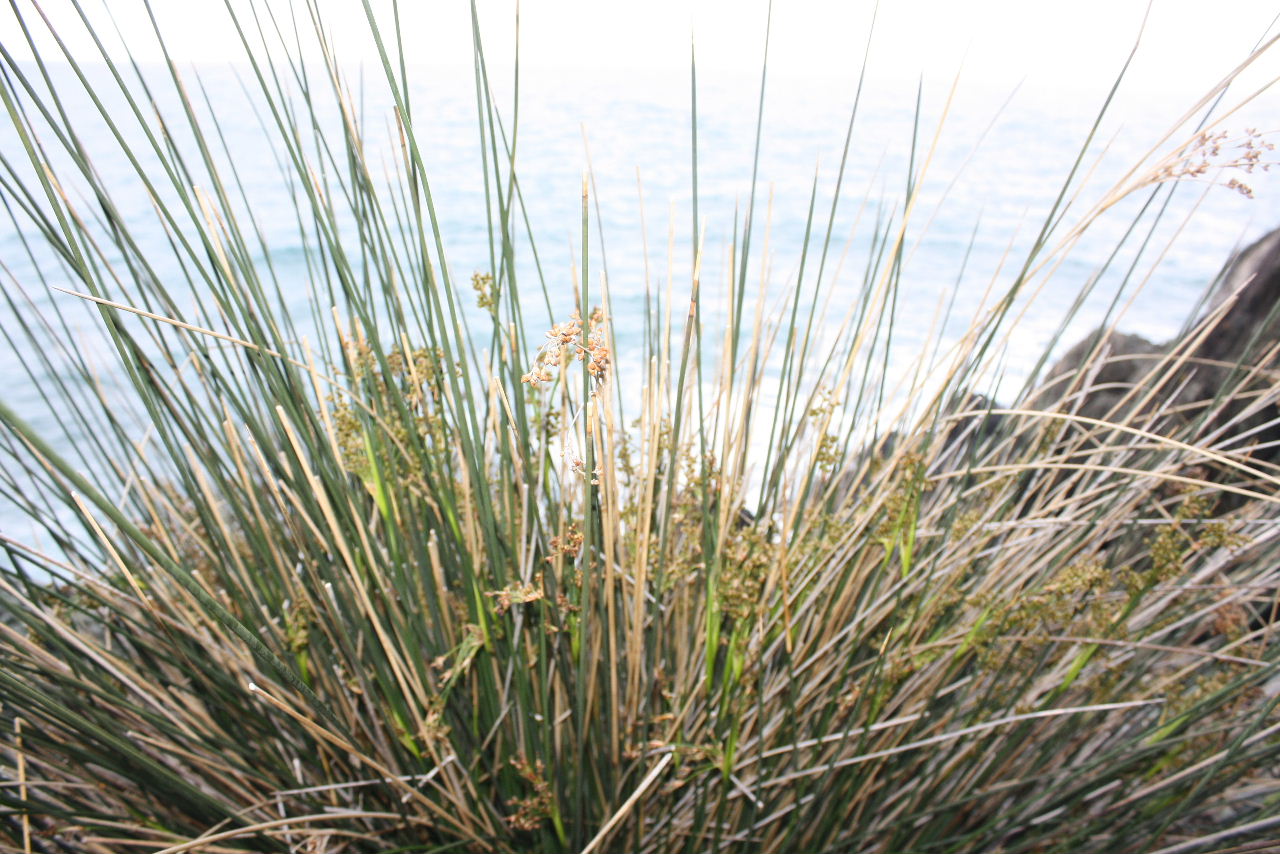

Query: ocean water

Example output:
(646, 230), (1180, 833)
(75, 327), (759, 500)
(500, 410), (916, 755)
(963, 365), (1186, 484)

(1, 61), (1278, 547)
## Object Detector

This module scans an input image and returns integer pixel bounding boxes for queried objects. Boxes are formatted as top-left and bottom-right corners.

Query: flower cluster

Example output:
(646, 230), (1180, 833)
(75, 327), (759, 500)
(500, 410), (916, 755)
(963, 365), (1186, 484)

(1153, 128), (1276, 199)
(548, 525), (584, 561)
(331, 338), (457, 482)
(521, 307), (610, 388)
(485, 578), (544, 615)
(583, 324), (610, 378)
(505, 757), (555, 831)
(472, 271), (497, 310)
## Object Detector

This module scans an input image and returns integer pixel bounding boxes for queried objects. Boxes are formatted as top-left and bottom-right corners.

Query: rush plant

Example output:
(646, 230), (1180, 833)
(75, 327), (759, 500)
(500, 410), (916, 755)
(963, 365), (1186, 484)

(1, 2), (1279, 853)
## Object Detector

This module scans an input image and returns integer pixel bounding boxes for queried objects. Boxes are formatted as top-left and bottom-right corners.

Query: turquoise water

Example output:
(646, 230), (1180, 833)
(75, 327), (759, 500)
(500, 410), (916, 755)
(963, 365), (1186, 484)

(1, 62), (1277, 546)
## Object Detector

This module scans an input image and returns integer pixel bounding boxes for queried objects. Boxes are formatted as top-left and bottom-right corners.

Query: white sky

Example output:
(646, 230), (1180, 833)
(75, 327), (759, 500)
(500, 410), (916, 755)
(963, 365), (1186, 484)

(2, 1), (1278, 100)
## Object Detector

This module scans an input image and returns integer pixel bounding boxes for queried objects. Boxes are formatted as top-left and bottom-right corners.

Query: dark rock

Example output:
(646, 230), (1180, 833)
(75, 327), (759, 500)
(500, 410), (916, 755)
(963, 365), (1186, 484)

(1045, 226), (1280, 470)
(1044, 331), (1165, 423)
(1200, 227), (1280, 367)
(818, 228), (1280, 508)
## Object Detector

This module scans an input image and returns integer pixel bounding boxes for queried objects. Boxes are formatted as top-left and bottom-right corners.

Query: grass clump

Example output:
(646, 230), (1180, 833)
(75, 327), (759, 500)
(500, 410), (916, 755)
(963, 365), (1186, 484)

(2, 3), (1280, 853)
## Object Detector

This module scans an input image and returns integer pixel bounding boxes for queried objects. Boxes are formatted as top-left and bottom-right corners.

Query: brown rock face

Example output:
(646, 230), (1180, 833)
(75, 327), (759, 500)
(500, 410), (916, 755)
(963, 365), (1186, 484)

(1201, 227), (1280, 368)
(1045, 330), (1164, 423)
(1045, 226), (1280, 468)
